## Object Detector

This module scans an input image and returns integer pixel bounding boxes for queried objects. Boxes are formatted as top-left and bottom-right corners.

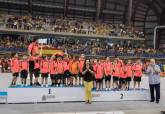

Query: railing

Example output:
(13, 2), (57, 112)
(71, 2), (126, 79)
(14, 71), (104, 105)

(0, 22), (145, 40)
(68, 50), (165, 59)
(0, 47), (26, 52)
(0, 47), (164, 59)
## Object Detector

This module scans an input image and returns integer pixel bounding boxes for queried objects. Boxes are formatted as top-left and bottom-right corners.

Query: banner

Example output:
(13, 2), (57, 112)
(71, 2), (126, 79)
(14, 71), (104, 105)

(39, 46), (64, 55)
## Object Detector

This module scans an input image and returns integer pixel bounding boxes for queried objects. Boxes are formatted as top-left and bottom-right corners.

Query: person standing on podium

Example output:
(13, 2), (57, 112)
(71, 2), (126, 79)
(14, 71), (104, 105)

(146, 58), (161, 104)
(82, 59), (94, 104)
(28, 38), (40, 86)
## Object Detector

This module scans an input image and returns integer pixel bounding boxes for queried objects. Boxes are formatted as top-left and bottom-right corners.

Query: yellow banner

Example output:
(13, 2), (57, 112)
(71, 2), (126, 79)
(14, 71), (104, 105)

(39, 47), (64, 55)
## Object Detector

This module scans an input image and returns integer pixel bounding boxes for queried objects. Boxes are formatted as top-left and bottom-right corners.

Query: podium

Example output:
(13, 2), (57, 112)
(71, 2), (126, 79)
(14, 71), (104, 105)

(7, 86), (150, 103)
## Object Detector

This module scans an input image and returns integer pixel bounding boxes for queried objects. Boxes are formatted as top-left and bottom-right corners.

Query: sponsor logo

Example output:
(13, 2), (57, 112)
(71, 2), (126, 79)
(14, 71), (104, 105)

(92, 93), (100, 97)
(120, 93), (123, 99)
(42, 94), (56, 101)
(42, 88), (55, 101)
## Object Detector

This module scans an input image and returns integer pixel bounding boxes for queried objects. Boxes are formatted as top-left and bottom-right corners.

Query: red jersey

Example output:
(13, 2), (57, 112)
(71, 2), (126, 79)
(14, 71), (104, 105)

(11, 58), (20, 73)
(117, 61), (123, 69)
(29, 55), (36, 61)
(57, 61), (64, 74)
(70, 60), (79, 75)
(63, 60), (70, 72)
(112, 64), (120, 77)
(93, 63), (97, 72)
(104, 61), (112, 75)
(125, 64), (133, 77)
(34, 56), (41, 69)
(28, 42), (39, 55)
(20, 60), (29, 71)
(133, 64), (143, 77)
(119, 66), (127, 79)
(49, 60), (56, 74)
(78, 59), (85, 73)
(95, 64), (104, 79)
(40, 60), (49, 73)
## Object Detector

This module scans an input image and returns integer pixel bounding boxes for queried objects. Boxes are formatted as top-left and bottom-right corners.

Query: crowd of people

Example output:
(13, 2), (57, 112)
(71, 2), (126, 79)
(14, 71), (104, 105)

(0, 35), (28, 52)
(1, 15), (145, 38)
(0, 57), (10, 73)
(64, 40), (163, 57)
(0, 36), (164, 74)
(0, 35), (164, 57)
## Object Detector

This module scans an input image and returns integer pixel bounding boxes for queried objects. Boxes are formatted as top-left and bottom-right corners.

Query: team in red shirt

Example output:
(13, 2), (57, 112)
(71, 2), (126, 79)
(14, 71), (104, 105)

(10, 52), (144, 90)
(10, 53), (20, 86)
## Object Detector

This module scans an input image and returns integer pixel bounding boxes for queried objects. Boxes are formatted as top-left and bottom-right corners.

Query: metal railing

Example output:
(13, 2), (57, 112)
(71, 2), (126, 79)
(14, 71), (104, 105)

(0, 22), (145, 40)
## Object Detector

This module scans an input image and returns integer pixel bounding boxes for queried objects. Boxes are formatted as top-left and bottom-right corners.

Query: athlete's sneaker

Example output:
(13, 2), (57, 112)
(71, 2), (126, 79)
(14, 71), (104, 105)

(24, 84), (27, 87)
(13, 84), (16, 87)
(41, 84), (44, 87)
(21, 84), (24, 87)
(46, 84), (49, 87)
(30, 82), (33, 86)
(51, 83), (54, 87)
(33, 83), (37, 87)
(60, 84), (63, 87)
(10, 82), (13, 86)
(37, 82), (41, 86)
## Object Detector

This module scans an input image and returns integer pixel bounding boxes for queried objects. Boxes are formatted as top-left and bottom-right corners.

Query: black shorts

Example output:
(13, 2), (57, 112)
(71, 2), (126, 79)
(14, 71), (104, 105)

(56, 74), (63, 80)
(41, 73), (49, 78)
(50, 74), (55, 79)
(64, 70), (71, 78)
(113, 76), (119, 81)
(119, 78), (126, 84)
(126, 77), (132, 82)
(29, 61), (35, 72)
(54, 74), (58, 80)
(72, 74), (78, 78)
(34, 68), (40, 77)
(96, 78), (103, 83)
(20, 70), (28, 79)
(105, 75), (111, 81)
(13, 72), (19, 77)
(134, 76), (141, 82)
(79, 72), (83, 77)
